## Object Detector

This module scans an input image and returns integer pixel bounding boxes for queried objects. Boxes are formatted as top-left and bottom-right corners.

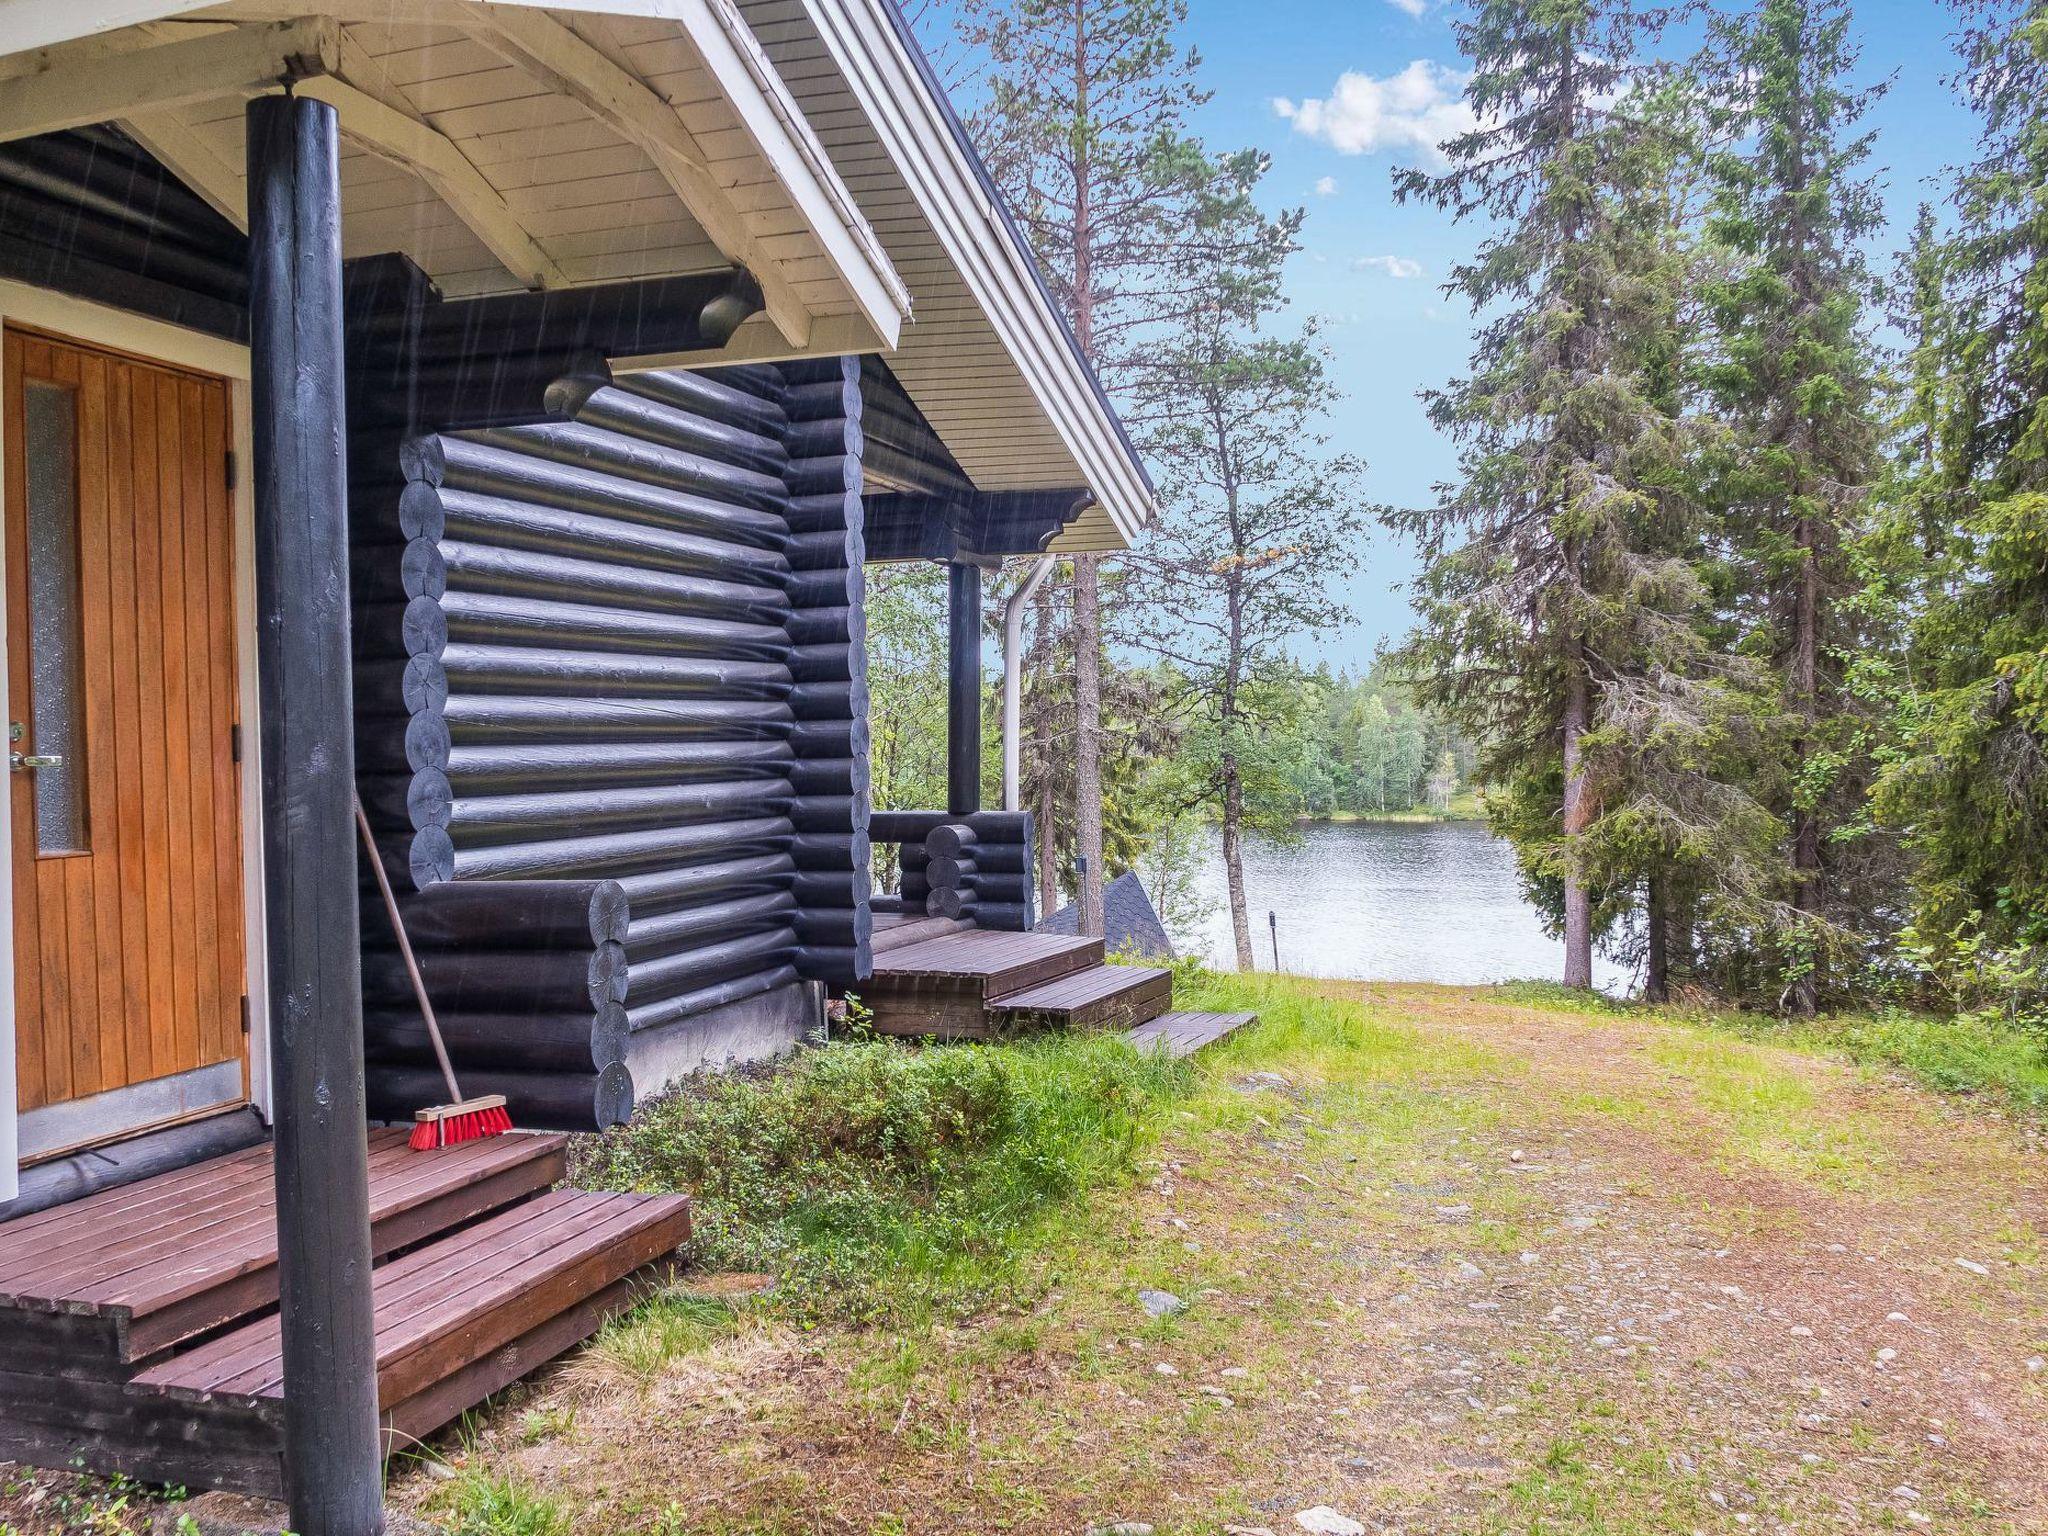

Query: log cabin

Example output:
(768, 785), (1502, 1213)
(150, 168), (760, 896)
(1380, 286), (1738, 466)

(0, 1), (1228, 1528)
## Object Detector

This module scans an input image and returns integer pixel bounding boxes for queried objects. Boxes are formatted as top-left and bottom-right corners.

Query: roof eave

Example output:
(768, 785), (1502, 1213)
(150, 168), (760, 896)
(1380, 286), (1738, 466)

(804, 0), (1157, 549)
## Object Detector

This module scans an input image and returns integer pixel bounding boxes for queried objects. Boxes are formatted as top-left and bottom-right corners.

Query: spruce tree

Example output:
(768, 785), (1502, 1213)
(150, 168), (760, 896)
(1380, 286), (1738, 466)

(1874, 0), (2048, 1011)
(1395, 0), (1702, 990)
(1696, 0), (1886, 1013)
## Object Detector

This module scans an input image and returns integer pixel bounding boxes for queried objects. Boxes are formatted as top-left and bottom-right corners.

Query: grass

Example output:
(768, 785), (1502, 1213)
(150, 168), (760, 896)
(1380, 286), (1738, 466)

(374, 970), (2048, 1536)
(572, 1028), (1190, 1324)
(1499, 979), (2048, 1124)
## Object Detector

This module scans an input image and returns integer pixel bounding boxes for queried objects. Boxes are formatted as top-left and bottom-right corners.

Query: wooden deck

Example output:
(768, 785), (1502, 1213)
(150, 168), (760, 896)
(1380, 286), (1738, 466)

(863, 920), (1256, 1051)
(1125, 1010), (1259, 1059)
(0, 1130), (687, 1497)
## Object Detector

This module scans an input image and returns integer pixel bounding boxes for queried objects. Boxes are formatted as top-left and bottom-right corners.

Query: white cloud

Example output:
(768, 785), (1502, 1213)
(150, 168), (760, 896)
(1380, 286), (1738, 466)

(1353, 255), (1424, 279)
(1385, 0), (1428, 15)
(1273, 60), (1474, 168)
(1314, 175), (1339, 197)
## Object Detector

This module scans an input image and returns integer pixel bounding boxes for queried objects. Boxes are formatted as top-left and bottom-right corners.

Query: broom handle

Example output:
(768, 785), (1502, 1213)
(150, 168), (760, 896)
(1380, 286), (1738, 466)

(353, 794), (464, 1107)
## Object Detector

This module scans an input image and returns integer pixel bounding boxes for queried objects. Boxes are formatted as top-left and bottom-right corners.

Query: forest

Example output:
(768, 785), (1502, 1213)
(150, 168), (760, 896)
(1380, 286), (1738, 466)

(878, 0), (2048, 1034)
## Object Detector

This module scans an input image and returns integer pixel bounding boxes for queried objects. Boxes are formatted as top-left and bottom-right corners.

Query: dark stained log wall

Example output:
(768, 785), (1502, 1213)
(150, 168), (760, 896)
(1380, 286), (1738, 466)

(346, 296), (870, 1131)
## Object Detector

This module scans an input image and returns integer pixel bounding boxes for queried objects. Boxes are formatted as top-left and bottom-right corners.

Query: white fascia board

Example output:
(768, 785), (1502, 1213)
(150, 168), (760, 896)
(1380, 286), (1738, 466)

(798, 0), (1156, 547)
(490, 0), (908, 350)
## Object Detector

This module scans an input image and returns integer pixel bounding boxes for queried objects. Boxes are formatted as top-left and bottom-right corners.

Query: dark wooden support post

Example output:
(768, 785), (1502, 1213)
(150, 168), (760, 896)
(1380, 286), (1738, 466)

(947, 560), (982, 816)
(247, 93), (384, 1536)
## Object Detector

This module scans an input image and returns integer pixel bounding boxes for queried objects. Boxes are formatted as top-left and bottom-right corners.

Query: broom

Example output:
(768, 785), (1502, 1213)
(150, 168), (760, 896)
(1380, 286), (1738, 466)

(354, 794), (513, 1149)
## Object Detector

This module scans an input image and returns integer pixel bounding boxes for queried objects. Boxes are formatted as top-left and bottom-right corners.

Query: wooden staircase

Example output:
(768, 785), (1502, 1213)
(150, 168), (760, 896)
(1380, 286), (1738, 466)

(862, 921), (1254, 1051)
(0, 1129), (686, 1498)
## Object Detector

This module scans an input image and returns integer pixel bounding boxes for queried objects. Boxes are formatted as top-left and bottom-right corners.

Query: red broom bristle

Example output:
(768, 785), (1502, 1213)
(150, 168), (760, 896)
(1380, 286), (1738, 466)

(410, 1118), (442, 1152)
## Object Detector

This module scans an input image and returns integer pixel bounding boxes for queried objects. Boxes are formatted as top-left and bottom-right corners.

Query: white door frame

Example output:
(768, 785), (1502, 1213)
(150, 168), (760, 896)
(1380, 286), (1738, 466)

(0, 281), (272, 1202)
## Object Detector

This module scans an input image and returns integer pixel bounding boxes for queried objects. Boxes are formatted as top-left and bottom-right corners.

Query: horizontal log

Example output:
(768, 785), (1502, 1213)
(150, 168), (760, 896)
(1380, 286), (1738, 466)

(429, 695), (795, 744)
(784, 491), (860, 536)
(784, 568), (861, 611)
(416, 540), (791, 624)
(788, 644), (853, 684)
(925, 824), (977, 858)
(615, 366), (788, 438)
(404, 486), (789, 585)
(626, 891), (796, 958)
(570, 384), (789, 476)
(794, 906), (872, 947)
(785, 607), (851, 646)
(788, 795), (858, 833)
(625, 925), (797, 999)
(404, 432), (785, 547)
(778, 375), (860, 425)
(427, 644), (791, 702)
(782, 454), (859, 499)
(793, 944), (863, 985)
(427, 591), (789, 661)
(396, 878), (630, 948)
(475, 418), (788, 514)
(790, 830), (870, 872)
(784, 528), (862, 573)
(961, 902), (1032, 932)
(363, 1003), (629, 1073)
(358, 942), (628, 1011)
(788, 682), (853, 722)
(781, 416), (858, 461)
(416, 778), (796, 838)
(791, 719), (863, 759)
(428, 739), (795, 790)
(786, 758), (859, 795)
(366, 1061), (633, 1133)
(625, 962), (800, 1037)
(415, 815), (794, 886)
(936, 841), (1025, 874)
(788, 869), (869, 907)
(616, 851), (795, 913)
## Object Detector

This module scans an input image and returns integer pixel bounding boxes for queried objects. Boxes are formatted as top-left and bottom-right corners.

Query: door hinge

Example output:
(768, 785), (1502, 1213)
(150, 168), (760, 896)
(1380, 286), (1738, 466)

(230, 722), (242, 763)
(239, 994), (251, 1036)
(224, 449), (238, 492)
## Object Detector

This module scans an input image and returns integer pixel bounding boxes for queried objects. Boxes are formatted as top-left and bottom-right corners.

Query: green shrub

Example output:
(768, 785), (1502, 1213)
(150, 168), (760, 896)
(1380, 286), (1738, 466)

(573, 1036), (1186, 1322)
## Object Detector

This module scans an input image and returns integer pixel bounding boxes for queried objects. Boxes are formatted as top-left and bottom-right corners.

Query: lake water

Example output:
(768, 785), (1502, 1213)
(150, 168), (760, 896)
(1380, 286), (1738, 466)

(1185, 820), (1633, 992)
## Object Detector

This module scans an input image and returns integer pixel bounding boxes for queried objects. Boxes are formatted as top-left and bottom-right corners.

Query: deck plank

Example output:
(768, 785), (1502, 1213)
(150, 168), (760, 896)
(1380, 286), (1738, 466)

(0, 1130), (569, 1360)
(1124, 1011), (1259, 1060)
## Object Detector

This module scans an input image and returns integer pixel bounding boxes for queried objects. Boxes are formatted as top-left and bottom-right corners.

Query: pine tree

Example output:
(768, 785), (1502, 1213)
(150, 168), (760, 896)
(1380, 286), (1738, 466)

(1127, 312), (1369, 970)
(1394, 0), (1705, 990)
(944, 0), (1285, 936)
(1696, 0), (1887, 1013)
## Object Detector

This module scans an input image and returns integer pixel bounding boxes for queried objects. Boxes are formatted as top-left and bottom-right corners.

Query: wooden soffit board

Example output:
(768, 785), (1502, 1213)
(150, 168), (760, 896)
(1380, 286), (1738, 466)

(0, 0), (908, 353)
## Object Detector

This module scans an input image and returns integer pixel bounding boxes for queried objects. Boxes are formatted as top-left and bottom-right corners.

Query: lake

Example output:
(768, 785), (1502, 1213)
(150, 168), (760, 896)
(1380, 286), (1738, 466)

(1184, 819), (1634, 992)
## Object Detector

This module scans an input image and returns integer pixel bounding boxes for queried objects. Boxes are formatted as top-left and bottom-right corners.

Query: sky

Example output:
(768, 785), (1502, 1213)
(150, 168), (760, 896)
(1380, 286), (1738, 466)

(916, 1), (1986, 671)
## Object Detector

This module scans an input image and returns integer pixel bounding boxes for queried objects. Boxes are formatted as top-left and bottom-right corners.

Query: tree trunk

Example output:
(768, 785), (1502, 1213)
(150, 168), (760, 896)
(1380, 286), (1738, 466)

(1222, 752), (1254, 971)
(1789, 517), (1822, 1016)
(1073, 551), (1105, 938)
(1030, 581), (1059, 917)
(1644, 871), (1670, 1004)
(1561, 647), (1594, 990)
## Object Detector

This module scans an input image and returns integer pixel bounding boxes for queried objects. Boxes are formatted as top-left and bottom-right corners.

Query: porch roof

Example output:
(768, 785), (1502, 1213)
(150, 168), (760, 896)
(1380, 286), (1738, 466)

(0, 0), (1156, 551)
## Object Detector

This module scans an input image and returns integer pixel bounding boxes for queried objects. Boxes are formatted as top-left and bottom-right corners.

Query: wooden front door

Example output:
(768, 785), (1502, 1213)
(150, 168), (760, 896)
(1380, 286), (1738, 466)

(4, 326), (246, 1130)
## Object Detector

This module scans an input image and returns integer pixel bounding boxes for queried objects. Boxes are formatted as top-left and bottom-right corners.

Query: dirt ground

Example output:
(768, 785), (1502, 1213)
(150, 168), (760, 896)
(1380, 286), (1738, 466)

(6, 982), (2043, 1535)
(387, 983), (2048, 1535)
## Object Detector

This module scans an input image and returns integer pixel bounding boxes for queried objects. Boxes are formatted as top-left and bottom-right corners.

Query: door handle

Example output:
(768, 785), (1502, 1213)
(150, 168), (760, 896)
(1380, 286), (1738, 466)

(10, 752), (61, 772)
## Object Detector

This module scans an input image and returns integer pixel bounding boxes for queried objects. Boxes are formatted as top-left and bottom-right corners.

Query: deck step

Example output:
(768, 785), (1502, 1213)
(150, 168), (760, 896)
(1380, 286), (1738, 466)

(0, 1129), (567, 1368)
(118, 1189), (690, 1498)
(864, 928), (1104, 1038)
(987, 964), (1173, 1033)
(870, 914), (975, 955)
(1124, 1011), (1259, 1060)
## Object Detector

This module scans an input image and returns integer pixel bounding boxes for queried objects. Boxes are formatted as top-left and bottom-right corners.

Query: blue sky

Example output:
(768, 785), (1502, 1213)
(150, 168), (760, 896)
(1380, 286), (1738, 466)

(914, 1), (1984, 670)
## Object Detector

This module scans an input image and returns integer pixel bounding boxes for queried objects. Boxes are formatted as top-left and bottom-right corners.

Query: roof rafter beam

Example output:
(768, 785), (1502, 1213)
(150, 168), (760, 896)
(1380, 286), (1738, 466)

(458, 2), (810, 344)
(120, 108), (250, 230)
(294, 72), (565, 291)
(0, 16), (340, 144)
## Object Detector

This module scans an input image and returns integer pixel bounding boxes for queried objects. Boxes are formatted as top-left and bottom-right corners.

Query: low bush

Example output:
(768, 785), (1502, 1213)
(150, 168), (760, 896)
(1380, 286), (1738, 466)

(573, 1033), (1187, 1322)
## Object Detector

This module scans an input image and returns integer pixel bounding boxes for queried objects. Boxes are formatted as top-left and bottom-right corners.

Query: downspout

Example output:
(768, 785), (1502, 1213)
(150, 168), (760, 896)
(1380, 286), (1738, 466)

(1001, 555), (1057, 812)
